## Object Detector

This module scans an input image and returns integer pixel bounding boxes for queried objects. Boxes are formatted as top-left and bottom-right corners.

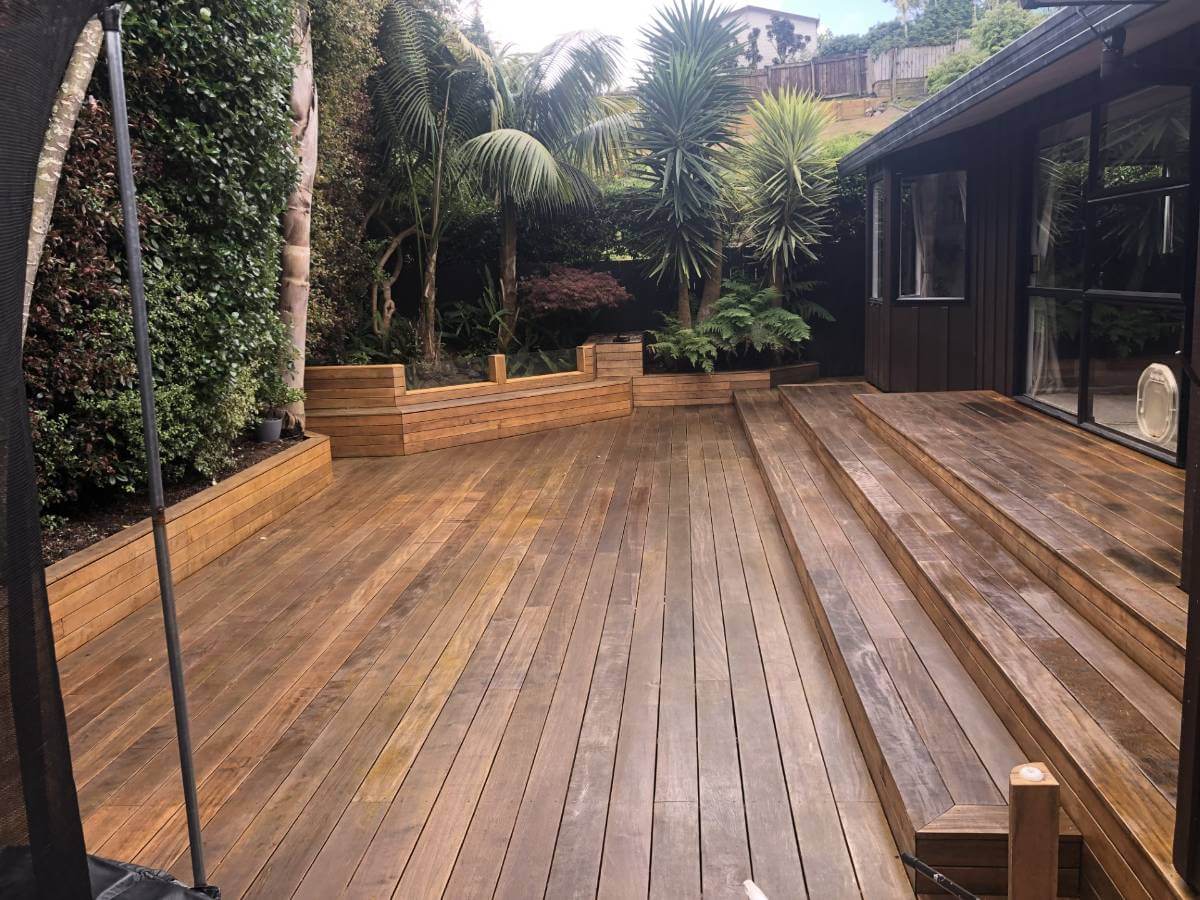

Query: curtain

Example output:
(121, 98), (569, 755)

(1027, 297), (1064, 398)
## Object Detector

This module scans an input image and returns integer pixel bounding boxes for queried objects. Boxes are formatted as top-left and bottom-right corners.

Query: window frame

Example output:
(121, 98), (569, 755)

(894, 169), (970, 304)
(1019, 83), (1197, 466)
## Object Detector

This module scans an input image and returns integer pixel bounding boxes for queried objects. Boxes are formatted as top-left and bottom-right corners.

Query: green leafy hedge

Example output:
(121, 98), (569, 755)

(26, 0), (297, 510)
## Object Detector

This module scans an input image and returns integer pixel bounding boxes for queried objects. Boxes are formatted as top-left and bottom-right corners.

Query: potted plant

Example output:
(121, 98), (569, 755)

(255, 374), (303, 443)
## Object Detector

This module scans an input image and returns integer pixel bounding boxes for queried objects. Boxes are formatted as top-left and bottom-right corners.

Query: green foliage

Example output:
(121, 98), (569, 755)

(766, 14), (812, 64)
(733, 89), (835, 283)
(309, 0), (389, 362)
(815, 32), (870, 59)
(648, 281), (813, 373)
(926, 47), (987, 92)
(926, 2), (1040, 93)
(971, 1), (1041, 54)
(27, 1), (296, 510)
(631, 0), (747, 290)
(463, 33), (629, 213)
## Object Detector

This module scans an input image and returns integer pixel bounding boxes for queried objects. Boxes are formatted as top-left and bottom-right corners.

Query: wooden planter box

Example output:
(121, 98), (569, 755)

(47, 433), (333, 659)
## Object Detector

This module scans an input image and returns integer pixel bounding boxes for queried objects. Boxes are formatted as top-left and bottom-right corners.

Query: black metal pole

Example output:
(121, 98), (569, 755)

(100, 5), (213, 894)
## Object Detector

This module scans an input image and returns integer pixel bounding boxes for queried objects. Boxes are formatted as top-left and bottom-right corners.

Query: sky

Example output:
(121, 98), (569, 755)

(479, 0), (897, 85)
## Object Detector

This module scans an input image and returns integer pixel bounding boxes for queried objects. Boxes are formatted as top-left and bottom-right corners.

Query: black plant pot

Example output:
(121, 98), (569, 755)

(255, 416), (283, 443)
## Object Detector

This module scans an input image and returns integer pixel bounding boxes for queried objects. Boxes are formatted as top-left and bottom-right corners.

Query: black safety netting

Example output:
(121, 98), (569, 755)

(1, 4), (209, 898)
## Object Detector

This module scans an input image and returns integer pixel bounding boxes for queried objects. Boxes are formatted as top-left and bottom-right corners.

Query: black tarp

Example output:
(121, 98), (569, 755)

(1, 4), (210, 897)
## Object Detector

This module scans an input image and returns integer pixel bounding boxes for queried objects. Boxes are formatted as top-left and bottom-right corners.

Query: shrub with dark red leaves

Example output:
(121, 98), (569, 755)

(520, 266), (633, 317)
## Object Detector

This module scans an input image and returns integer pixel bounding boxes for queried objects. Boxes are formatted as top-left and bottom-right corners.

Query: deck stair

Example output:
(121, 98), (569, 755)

(733, 389), (1081, 897)
(854, 390), (1186, 699)
(740, 383), (1189, 900)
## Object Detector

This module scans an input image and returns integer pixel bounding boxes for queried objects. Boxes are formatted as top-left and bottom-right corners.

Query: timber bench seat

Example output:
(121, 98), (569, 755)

(854, 390), (1187, 699)
(733, 389), (1081, 897)
(778, 383), (1186, 900)
(307, 378), (632, 457)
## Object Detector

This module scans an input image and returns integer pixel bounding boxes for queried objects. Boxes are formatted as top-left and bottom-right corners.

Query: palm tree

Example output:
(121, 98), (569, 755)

(733, 88), (834, 299)
(462, 32), (630, 349)
(632, 0), (747, 328)
(372, 0), (496, 363)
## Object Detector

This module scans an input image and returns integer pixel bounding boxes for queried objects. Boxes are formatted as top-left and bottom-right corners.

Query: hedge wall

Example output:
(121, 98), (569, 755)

(27, 0), (297, 510)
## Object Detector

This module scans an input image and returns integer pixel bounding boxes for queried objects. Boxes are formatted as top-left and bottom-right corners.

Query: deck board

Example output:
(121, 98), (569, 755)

(62, 407), (903, 898)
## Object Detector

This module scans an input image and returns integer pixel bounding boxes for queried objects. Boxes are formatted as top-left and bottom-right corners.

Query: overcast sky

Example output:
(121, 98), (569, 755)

(479, 0), (897, 85)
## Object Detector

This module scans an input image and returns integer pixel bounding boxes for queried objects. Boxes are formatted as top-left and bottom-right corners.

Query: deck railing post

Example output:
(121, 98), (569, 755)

(488, 354), (507, 385)
(1009, 762), (1059, 900)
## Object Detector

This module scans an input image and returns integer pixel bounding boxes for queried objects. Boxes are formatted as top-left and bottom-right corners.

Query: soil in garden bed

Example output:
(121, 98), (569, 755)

(41, 434), (304, 566)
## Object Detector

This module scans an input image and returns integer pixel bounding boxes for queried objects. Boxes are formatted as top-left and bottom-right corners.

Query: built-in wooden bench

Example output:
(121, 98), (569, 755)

(308, 379), (632, 457)
(779, 384), (1185, 900)
(733, 389), (1081, 897)
(854, 391), (1186, 700)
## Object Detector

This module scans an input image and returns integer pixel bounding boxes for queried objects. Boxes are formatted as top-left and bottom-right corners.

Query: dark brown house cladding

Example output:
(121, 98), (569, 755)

(845, 2), (1200, 893)
(845, 1), (1200, 468)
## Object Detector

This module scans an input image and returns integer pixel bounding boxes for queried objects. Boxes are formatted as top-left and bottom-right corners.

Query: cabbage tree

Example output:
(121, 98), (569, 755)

(463, 32), (630, 348)
(632, 0), (747, 328)
(733, 88), (834, 299)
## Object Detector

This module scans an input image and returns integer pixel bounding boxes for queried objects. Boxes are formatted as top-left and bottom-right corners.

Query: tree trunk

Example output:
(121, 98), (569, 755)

(697, 232), (723, 322)
(24, 20), (102, 343)
(279, 6), (318, 430)
(419, 88), (453, 366)
(676, 279), (693, 328)
(770, 260), (785, 306)
(498, 200), (518, 351)
(419, 242), (440, 364)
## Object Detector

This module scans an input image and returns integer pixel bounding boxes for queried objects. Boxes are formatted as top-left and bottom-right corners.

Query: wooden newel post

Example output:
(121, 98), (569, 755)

(488, 354), (507, 385)
(1009, 762), (1060, 900)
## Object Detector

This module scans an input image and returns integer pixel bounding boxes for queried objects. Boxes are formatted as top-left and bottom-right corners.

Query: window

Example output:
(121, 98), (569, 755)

(1031, 113), (1088, 289)
(899, 171), (966, 299)
(1099, 86), (1190, 189)
(870, 180), (885, 300)
(1024, 85), (1192, 461)
(1087, 302), (1184, 452)
(1026, 296), (1082, 416)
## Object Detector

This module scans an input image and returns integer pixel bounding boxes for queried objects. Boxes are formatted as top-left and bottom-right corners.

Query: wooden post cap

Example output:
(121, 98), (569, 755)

(487, 354), (507, 384)
(1009, 762), (1060, 900)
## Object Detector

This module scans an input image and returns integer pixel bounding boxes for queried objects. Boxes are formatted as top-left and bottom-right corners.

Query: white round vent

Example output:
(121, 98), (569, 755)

(1136, 363), (1179, 448)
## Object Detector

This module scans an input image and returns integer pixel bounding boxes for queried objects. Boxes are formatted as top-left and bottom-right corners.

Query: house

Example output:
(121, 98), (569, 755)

(842, 2), (1200, 892)
(721, 4), (820, 67)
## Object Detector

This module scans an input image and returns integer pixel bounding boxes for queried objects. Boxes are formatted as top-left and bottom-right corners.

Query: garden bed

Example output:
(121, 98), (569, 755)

(46, 433), (333, 659)
(42, 435), (306, 566)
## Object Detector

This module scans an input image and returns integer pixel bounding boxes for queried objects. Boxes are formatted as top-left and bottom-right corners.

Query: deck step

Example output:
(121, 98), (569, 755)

(733, 389), (1081, 897)
(853, 390), (1186, 698)
(775, 383), (1187, 900)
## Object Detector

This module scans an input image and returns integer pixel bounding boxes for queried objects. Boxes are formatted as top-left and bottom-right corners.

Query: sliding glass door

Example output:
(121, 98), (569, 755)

(1024, 85), (1193, 462)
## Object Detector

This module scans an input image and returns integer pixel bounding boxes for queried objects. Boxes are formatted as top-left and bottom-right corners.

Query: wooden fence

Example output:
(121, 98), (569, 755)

(735, 39), (972, 101)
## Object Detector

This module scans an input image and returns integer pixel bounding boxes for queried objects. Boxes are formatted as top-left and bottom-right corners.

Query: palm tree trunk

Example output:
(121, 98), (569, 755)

(279, 5), (318, 430)
(24, 20), (102, 344)
(419, 89), (453, 366)
(677, 279), (693, 328)
(697, 232), (723, 322)
(499, 200), (518, 351)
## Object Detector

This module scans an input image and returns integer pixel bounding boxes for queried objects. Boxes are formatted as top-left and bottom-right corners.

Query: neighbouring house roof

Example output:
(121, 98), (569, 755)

(721, 5), (820, 26)
(839, 0), (1200, 175)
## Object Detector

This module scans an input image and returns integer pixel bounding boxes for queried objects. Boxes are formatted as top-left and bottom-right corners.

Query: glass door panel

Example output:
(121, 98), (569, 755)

(1026, 296), (1083, 416)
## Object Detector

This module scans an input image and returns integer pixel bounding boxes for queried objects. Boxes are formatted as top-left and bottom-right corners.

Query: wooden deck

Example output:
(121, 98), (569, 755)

(61, 407), (910, 899)
(735, 384), (1188, 900)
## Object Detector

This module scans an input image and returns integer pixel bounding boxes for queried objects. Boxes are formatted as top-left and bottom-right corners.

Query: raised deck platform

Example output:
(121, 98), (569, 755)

(855, 391), (1186, 698)
(735, 389), (1081, 897)
(737, 383), (1190, 900)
